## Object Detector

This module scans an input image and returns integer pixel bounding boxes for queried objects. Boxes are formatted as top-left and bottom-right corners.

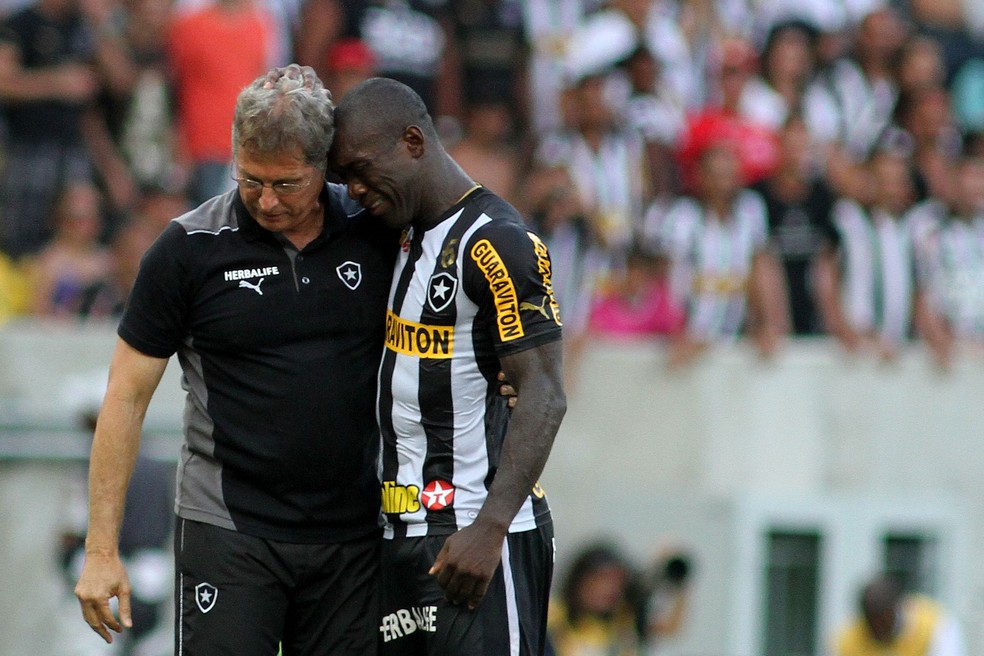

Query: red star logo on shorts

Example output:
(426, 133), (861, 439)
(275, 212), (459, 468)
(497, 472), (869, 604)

(420, 480), (455, 510)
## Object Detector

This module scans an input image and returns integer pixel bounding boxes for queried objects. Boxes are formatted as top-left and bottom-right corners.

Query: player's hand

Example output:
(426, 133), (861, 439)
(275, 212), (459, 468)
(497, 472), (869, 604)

(75, 551), (132, 644)
(496, 371), (517, 409)
(429, 521), (507, 609)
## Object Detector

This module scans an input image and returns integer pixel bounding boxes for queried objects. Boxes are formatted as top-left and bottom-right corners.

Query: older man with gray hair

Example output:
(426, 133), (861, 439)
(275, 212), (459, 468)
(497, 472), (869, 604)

(74, 65), (396, 655)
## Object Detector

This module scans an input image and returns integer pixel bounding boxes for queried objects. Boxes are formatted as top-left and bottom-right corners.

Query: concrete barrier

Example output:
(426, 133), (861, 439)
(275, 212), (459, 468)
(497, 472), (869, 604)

(2, 320), (981, 655)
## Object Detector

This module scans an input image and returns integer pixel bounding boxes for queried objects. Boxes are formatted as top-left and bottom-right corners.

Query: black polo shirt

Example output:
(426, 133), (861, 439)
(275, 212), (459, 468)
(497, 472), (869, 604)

(119, 185), (396, 543)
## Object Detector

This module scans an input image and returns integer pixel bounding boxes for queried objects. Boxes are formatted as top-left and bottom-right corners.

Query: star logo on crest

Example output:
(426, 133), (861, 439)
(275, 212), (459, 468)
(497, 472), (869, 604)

(420, 480), (455, 511)
(195, 582), (218, 613)
(336, 261), (362, 290)
(427, 272), (458, 313)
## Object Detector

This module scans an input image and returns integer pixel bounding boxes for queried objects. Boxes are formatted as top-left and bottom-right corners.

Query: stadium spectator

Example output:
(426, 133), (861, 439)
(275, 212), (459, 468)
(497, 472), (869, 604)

(752, 19), (841, 150)
(77, 214), (161, 319)
(294, 0), (460, 119)
(60, 400), (175, 656)
(103, 0), (185, 195)
(538, 67), (651, 262)
(322, 36), (375, 103)
(0, 249), (29, 324)
(166, 0), (276, 205)
(26, 181), (112, 318)
(832, 573), (965, 656)
(549, 543), (647, 656)
(519, 0), (585, 134)
(753, 114), (839, 336)
(599, 0), (698, 108)
(891, 85), (961, 202)
(676, 36), (781, 191)
(913, 148), (984, 368)
(908, 0), (984, 76)
(897, 35), (948, 94)
(447, 97), (523, 207)
(0, 0), (133, 258)
(823, 8), (908, 161)
(619, 45), (685, 209)
(817, 142), (919, 359)
(131, 183), (189, 233)
(548, 541), (693, 656)
(521, 160), (602, 389)
(588, 244), (684, 339)
(657, 140), (787, 368)
(447, 0), (525, 126)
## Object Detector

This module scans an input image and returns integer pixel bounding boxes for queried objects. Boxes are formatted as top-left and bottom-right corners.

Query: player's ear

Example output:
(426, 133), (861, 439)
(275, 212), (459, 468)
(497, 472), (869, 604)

(403, 126), (425, 158)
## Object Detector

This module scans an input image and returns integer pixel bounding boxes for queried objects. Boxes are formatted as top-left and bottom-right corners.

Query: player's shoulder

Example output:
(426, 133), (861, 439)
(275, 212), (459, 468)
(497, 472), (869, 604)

(467, 188), (532, 239)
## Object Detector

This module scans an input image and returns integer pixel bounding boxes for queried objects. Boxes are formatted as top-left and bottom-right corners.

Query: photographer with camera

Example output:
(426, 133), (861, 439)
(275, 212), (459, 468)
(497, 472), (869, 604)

(547, 541), (694, 656)
(641, 551), (693, 652)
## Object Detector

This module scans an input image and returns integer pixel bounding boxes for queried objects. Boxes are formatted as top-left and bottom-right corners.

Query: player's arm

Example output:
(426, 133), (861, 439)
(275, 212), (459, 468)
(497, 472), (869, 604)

(75, 338), (168, 644)
(430, 339), (566, 608)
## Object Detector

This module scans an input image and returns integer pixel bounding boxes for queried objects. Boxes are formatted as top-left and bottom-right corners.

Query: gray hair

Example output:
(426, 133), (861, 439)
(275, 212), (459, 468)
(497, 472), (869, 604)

(232, 65), (334, 168)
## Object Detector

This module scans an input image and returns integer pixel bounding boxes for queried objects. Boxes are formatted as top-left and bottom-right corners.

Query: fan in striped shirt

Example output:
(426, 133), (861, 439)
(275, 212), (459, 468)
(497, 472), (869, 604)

(655, 141), (788, 368)
(913, 151), (984, 368)
(816, 144), (918, 360)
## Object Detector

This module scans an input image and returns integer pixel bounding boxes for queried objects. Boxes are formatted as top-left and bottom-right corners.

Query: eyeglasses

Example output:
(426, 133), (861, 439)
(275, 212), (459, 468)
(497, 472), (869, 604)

(231, 175), (315, 196)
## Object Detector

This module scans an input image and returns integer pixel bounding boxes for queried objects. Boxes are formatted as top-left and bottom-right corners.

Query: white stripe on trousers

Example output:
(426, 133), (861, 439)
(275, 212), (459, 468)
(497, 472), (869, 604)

(178, 519), (185, 656)
(501, 537), (520, 656)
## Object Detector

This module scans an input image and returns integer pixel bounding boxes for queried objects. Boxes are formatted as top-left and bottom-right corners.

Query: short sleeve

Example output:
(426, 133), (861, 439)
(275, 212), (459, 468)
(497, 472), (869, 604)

(463, 220), (563, 357)
(117, 223), (193, 358)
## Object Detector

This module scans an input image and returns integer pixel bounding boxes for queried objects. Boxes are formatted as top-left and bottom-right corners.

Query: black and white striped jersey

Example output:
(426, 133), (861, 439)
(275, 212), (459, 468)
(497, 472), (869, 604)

(912, 203), (984, 338)
(657, 190), (770, 339)
(378, 187), (562, 539)
(832, 199), (915, 344)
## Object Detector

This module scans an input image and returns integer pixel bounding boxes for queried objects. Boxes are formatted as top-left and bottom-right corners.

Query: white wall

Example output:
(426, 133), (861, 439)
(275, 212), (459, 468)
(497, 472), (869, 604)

(543, 337), (983, 655)
(1, 321), (982, 655)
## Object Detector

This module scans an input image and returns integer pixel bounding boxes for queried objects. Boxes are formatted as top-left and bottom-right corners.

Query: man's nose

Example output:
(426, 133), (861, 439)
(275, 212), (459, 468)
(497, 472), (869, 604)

(347, 179), (367, 201)
(258, 186), (280, 209)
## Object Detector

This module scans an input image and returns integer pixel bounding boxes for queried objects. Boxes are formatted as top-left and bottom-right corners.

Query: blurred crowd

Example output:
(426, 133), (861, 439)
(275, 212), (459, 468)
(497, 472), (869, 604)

(1, 0), (983, 374)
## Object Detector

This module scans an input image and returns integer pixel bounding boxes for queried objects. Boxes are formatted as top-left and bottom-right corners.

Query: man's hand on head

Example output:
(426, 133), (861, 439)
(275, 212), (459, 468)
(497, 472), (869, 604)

(262, 64), (319, 91)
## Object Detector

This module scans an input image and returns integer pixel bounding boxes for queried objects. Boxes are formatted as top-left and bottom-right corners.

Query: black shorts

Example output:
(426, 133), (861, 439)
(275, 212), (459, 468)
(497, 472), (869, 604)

(379, 522), (554, 656)
(174, 518), (380, 656)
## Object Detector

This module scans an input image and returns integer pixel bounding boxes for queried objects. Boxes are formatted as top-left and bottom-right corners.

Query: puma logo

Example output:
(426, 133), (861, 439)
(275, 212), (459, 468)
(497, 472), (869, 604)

(239, 278), (265, 295)
(519, 296), (549, 319)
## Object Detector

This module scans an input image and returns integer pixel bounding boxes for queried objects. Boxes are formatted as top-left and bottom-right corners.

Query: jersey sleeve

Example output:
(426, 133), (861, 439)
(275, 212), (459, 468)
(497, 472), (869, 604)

(117, 223), (193, 359)
(463, 220), (563, 357)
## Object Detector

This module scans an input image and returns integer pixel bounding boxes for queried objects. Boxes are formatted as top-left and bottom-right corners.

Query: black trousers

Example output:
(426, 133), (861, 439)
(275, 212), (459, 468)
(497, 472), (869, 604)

(174, 518), (380, 656)
(379, 522), (554, 656)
